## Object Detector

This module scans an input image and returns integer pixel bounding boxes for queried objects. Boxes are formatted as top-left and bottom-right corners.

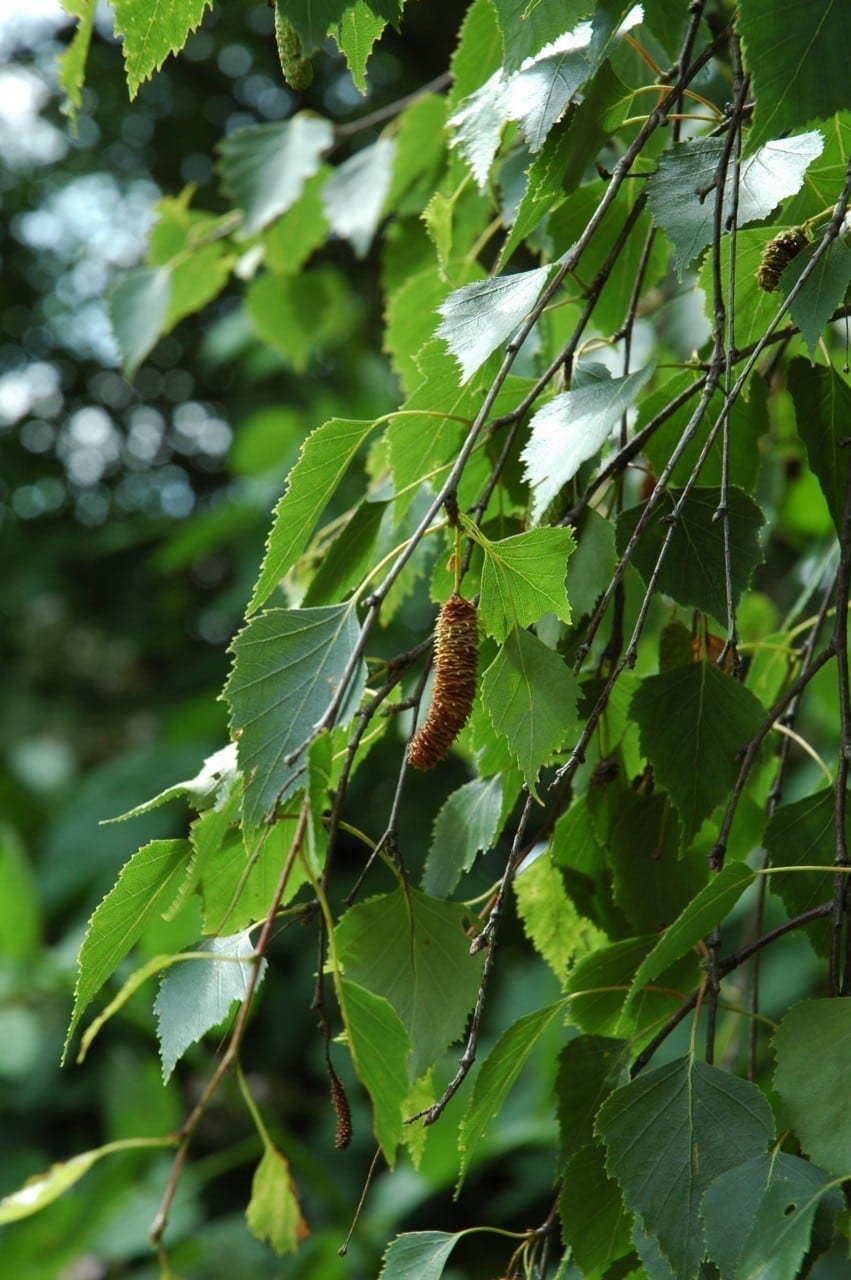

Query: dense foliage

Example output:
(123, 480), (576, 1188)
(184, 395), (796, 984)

(4, 1), (851, 1277)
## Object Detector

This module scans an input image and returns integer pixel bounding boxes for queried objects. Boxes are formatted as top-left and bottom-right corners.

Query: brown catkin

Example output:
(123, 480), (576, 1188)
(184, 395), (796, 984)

(756, 227), (808, 292)
(328, 1061), (353, 1150)
(407, 594), (479, 770)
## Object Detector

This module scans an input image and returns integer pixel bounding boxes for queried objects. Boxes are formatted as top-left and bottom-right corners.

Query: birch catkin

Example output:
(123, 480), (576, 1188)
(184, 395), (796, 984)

(407, 594), (479, 770)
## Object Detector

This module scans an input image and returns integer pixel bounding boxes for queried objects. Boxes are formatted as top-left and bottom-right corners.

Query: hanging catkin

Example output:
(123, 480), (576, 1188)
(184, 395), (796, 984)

(407, 594), (479, 770)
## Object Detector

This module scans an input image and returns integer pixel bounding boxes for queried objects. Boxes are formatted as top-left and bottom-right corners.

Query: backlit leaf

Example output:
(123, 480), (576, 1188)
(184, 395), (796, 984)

(248, 417), (377, 614)
(112, 0), (212, 98)
(245, 1144), (308, 1256)
(480, 626), (580, 800)
(335, 888), (484, 1078)
(0, 1137), (172, 1224)
(478, 525), (575, 641)
(514, 849), (605, 982)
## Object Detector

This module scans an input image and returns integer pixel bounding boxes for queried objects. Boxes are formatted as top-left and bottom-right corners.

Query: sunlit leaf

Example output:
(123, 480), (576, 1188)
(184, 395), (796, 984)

(112, 0), (212, 98)
(436, 264), (554, 382)
(322, 138), (396, 257)
(245, 1144), (308, 1256)
(219, 115), (333, 236)
(0, 1137), (172, 1224)
(477, 525), (575, 640)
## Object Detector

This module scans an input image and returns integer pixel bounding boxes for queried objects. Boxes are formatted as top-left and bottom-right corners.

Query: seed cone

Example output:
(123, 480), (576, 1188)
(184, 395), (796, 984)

(756, 227), (808, 292)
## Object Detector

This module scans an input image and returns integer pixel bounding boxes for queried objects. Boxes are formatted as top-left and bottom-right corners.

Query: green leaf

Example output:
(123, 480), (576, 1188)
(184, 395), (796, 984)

(607, 790), (710, 935)
(219, 115), (333, 236)
(337, 978), (410, 1165)
(378, 1231), (461, 1280)
(223, 605), (366, 829)
(302, 498), (388, 607)
(738, 0), (851, 148)
(559, 1142), (634, 1279)
(781, 237), (851, 354)
(702, 1153), (841, 1280)
(108, 265), (171, 378)
(514, 850), (605, 983)
(556, 1034), (631, 1170)
(247, 265), (357, 370)
(263, 167), (330, 275)
(736, 1177), (835, 1280)
(154, 929), (265, 1080)
(457, 999), (567, 1189)
(788, 358), (851, 535)
(436, 264), (555, 382)
(333, 3), (388, 93)
(480, 626), (580, 800)
(322, 139), (396, 257)
(448, 69), (508, 192)
(103, 743), (238, 822)
(630, 661), (766, 843)
(195, 808), (309, 934)
(423, 775), (505, 898)
(59, 0), (96, 118)
(494, 0), (592, 71)
(523, 363), (655, 523)
(248, 417), (377, 614)
(0, 1136), (172, 1224)
(773, 998), (851, 1178)
(566, 508), (617, 619)
(448, 0), (504, 109)
(112, 0), (212, 98)
(762, 788), (841, 959)
(624, 862), (756, 1011)
(646, 132), (823, 277)
(335, 888), (484, 1078)
(64, 838), (193, 1059)
(596, 1057), (775, 1278)
(245, 1144), (307, 1256)
(284, 0), (403, 54)
(0, 825), (41, 961)
(617, 486), (765, 622)
(477, 526), (574, 641)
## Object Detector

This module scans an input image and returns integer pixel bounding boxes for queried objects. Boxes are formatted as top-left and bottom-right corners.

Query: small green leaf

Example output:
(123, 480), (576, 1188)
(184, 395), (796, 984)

(219, 115), (333, 236)
(630, 662), (766, 844)
(102, 743), (239, 822)
(59, 0), (96, 119)
(0, 1137), (172, 1224)
(646, 132), (823, 277)
(480, 626), (580, 800)
(782, 237), (851, 354)
(773, 998), (851, 1178)
(702, 1153), (841, 1280)
(245, 1144), (307, 1256)
(457, 999), (567, 1189)
(248, 417), (377, 614)
(112, 0), (212, 98)
(624, 862), (755, 1011)
(493, 0), (591, 72)
(436, 265), (555, 383)
(337, 978), (410, 1165)
(788, 358), (851, 536)
(108, 265), (171, 378)
(617, 486), (765, 622)
(247, 265), (356, 370)
(423, 775), (505, 898)
(284, 0), (403, 54)
(596, 1057), (774, 1278)
(64, 838), (194, 1059)
(559, 1142), (634, 1278)
(514, 850), (605, 983)
(477, 526), (575, 640)
(335, 888), (484, 1078)
(738, 0), (851, 148)
(523, 364), (654, 523)
(223, 605), (366, 829)
(0, 825), (41, 961)
(737, 1178), (834, 1280)
(322, 139), (396, 257)
(154, 929), (265, 1080)
(333, 4), (387, 93)
(378, 1231), (461, 1280)
(302, 499), (389, 607)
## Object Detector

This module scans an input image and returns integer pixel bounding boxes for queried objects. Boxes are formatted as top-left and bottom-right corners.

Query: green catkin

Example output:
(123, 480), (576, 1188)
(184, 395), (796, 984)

(274, 4), (313, 91)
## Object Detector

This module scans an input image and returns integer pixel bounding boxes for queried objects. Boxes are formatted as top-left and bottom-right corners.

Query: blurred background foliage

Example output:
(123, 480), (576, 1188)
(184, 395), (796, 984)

(0, 3), (841, 1278)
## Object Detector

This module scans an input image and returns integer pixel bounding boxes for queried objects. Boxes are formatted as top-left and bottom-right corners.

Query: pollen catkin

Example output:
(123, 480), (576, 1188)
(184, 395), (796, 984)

(408, 594), (479, 771)
(328, 1061), (353, 1150)
(274, 4), (314, 91)
(756, 228), (808, 292)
